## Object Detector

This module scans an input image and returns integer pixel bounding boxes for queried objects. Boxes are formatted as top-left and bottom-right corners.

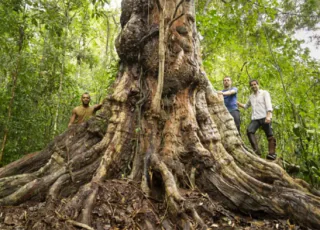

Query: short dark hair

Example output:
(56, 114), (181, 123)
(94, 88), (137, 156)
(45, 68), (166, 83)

(249, 79), (258, 86)
(82, 92), (90, 98)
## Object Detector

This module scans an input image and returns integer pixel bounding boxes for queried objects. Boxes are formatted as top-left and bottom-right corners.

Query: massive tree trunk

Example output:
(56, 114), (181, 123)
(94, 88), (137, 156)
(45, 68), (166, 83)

(1, 0), (320, 229)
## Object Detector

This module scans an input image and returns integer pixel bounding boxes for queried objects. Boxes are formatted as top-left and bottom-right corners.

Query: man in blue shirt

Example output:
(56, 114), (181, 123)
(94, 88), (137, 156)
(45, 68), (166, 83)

(219, 76), (241, 133)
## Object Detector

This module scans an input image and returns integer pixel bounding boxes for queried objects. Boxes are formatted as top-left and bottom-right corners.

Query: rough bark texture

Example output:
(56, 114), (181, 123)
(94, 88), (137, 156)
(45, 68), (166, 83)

(1, 0), (320, 229)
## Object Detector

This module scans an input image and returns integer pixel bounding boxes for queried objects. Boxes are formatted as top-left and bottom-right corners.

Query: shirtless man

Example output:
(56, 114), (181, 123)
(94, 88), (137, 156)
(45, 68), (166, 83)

(68, 93), (102, 127)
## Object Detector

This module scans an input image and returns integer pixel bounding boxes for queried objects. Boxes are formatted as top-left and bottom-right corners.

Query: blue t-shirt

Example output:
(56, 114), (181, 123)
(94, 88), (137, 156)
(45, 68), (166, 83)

(222, 87), (238, 112)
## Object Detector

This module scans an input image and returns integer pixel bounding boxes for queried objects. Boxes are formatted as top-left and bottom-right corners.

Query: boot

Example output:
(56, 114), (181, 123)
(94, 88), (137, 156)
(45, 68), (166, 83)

(247, 133), (261, 156)
(267, 136), (277, 160)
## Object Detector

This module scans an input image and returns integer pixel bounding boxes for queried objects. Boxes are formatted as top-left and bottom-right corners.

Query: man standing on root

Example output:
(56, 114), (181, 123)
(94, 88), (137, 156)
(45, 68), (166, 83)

(68, 93), (102, 128)
(237, 80), (277, 160)
(218, 76), (241, 133)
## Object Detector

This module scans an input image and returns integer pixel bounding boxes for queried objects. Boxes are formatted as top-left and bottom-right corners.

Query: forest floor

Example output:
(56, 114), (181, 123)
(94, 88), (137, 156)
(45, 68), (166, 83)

(0, 179), (307, 230)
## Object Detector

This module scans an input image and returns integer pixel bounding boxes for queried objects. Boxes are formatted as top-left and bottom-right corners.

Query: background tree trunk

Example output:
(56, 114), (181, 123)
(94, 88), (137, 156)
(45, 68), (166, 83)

(1, 0), (320, 229)
(0, 23), (25, 162)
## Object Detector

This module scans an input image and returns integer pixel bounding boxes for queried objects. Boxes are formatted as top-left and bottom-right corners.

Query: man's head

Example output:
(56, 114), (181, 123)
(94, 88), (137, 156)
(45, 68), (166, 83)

(249, 79), (259, 93)
(81, 93), (91, 106)
(223, 76), (232, 89)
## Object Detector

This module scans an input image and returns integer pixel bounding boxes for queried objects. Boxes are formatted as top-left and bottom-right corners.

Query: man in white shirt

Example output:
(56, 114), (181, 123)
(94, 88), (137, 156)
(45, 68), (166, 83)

(238, 80), (276, 160)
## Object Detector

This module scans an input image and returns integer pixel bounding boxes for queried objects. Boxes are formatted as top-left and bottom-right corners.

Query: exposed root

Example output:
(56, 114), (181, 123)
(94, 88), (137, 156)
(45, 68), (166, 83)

(0, 151), (43, 178)
(0, 179), (313, 230)
(0, 166), (67, 206)
(193, 209), (206, 228)
(80, 184), (99, 225)
(47, 174), (71, 200)
(151, 154), (184, 202)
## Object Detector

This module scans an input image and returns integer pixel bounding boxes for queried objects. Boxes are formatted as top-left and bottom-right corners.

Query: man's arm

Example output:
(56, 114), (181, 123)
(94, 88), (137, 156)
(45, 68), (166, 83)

(221, 89), (236, 96)
(93, 103), (102, 112)
(220, 87), (237, 96)
(237, 101), (245, 108)
(264, 91), (273, 123)
(265, 111), (272, 124)
(68, 109), (77, 128)
(237, 99), (250, 109)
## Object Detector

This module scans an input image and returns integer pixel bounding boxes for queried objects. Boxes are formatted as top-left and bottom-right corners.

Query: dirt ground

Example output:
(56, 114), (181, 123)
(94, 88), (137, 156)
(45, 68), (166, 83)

(0, 179), (307, 230)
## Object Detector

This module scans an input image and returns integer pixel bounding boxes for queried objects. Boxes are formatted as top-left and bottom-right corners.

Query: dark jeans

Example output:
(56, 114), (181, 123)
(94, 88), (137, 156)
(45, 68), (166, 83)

(247, 118), (273, 137)
(230, 110), (240, 133)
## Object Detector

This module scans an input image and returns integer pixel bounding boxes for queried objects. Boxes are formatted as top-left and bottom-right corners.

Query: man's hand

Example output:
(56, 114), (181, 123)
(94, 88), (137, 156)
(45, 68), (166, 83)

(94, 103), (102, 111)
(237, 101), (245, 108)
(265, 111), (272, 124)
(217, 91), (224, 101)
(265, 117), (271, 124)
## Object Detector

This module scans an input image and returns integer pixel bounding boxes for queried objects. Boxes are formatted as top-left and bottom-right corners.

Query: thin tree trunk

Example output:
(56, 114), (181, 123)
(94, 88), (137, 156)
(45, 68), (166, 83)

(53, 4), (70, 134)
(105, 16), (110, 64)
(0, 23), (25, 162)
(0, 73), (18, 162)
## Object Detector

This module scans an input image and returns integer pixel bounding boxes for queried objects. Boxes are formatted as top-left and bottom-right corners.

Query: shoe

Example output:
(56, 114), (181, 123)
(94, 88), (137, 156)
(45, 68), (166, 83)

(267, 136), (277, 160)
(266, 153), (277, 160)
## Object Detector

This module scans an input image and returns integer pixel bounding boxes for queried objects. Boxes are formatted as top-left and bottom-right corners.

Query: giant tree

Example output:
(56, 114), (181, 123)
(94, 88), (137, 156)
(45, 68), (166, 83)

(1, 0), (320, 229)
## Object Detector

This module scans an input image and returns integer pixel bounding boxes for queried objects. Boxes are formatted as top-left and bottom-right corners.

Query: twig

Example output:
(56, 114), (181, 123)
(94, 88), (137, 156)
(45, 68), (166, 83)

(55, 210), (94, 230)
(106, 200), (114, 216)
(66, 220), (94, 230)
(245, 65), (251, 80)
(159, 196), (169, 223)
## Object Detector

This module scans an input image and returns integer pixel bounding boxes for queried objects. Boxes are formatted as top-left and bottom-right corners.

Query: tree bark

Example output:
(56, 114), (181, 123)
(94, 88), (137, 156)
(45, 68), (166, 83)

(1, 0), (320, 229)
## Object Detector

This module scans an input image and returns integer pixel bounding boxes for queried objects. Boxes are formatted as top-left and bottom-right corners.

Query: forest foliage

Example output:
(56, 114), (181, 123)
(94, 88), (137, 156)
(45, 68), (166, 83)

(0, 0), (119, 164)
(0, 0), (320, 185)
